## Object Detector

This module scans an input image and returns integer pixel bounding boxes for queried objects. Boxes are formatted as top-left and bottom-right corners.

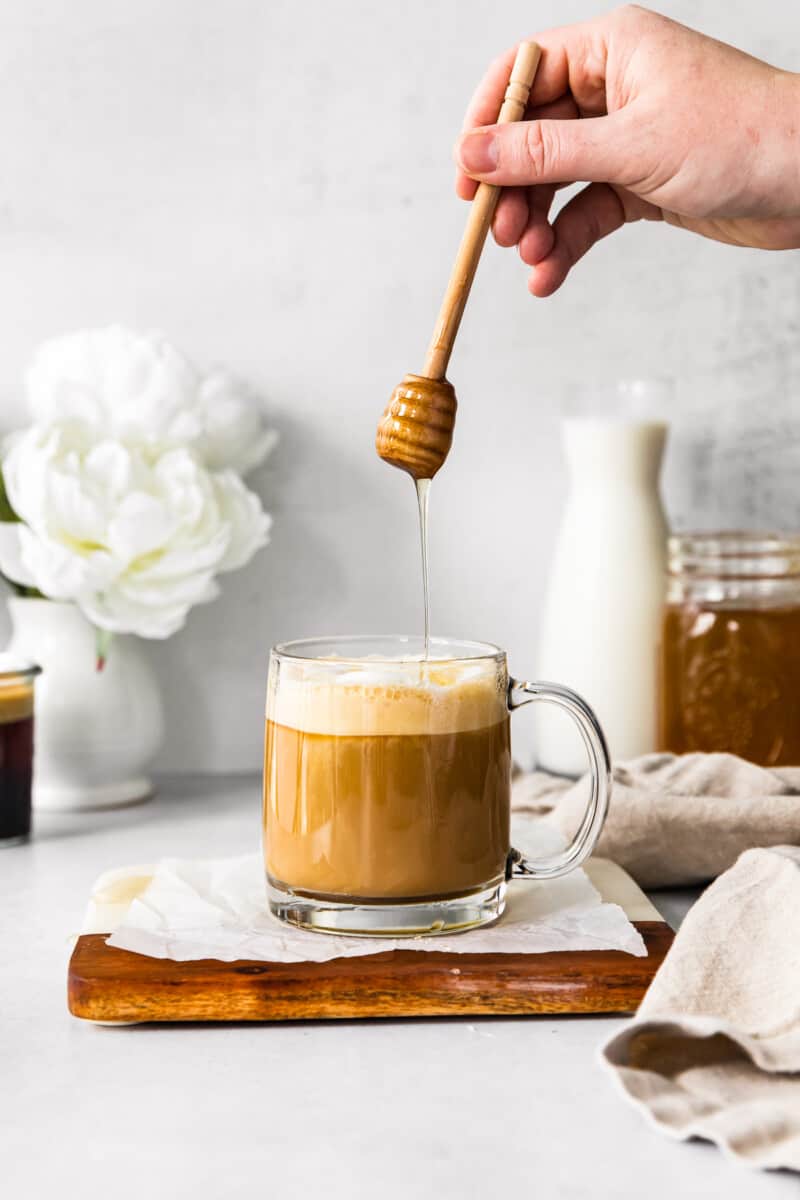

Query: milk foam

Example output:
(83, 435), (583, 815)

(269, 657), (506, 736)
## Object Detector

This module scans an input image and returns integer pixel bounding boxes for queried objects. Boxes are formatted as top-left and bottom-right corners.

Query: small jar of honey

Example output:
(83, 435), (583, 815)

(658, 533), (800, 766)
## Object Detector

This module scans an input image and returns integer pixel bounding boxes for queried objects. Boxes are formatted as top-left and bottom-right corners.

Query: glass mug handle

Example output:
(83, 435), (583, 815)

(506, 678), (611, 881)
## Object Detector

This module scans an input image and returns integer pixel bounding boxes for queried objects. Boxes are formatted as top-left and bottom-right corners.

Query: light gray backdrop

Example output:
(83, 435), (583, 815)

(0, 0), (798, 771)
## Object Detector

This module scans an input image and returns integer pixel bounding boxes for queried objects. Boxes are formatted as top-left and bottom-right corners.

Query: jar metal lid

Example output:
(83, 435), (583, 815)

(668, 532), (800, 580)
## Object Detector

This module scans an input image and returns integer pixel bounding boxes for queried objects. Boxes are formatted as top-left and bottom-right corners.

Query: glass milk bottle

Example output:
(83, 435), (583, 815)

(534, 406), (669, 774)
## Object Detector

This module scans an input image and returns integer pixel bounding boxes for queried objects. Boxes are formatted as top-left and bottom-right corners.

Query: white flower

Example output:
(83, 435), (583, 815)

(194, 371), (279, 476)
(0, 423), (270, 638)
(25, 326), (277, 476)
(1, 325), (277, 638)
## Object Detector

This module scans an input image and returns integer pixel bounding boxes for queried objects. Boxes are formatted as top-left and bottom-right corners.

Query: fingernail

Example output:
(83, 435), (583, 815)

(458, 131), (498, 175)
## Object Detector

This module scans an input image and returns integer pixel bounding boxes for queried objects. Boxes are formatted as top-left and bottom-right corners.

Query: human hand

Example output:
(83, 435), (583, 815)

(454, 5), (800, 295)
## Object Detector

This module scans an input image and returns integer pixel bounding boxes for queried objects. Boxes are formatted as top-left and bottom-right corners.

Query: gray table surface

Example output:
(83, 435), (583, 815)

(3, 775), (795, 1199)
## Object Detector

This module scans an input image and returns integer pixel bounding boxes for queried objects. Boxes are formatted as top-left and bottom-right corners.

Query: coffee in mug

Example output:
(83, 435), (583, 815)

(263, 635), (609, 935)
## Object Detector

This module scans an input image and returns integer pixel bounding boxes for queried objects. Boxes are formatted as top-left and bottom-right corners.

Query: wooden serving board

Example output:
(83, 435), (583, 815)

(68, 921), (673, 1024)
(67, 859), (674, 1023)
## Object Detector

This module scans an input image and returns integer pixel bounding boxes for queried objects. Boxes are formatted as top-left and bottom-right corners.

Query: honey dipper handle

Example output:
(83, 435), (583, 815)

(422, 41), (542, 381)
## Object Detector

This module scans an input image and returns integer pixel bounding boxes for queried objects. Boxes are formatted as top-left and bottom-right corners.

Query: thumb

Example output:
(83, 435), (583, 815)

(455, 112), (636, 188)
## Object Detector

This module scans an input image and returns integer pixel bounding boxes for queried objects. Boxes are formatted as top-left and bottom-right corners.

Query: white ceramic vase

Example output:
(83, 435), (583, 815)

(7, 597), (164, 811)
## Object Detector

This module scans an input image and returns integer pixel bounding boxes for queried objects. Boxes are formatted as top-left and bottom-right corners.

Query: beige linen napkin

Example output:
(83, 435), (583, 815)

(514, 752), (800, 888)
(600, 845), (800, 1172)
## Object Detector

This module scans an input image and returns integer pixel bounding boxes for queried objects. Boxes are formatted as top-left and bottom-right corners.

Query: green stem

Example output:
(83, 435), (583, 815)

(95, 628), (112, 672)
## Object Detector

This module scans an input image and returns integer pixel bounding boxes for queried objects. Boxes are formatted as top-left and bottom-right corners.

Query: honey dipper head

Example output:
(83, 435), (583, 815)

(375, 374), (457, 480)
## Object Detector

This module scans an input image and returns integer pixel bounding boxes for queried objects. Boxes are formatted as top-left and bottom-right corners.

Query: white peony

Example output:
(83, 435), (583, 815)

(0, 422), (270, 638)
(194, 371), (279, 475)
(25, 326), (277, 476)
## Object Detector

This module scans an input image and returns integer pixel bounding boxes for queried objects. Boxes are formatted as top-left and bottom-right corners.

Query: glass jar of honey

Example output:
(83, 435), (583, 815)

(658, 533), (800, 766)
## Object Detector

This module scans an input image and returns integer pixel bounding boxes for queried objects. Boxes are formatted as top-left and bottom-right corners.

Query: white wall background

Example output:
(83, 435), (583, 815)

(0, 0), (798, 771)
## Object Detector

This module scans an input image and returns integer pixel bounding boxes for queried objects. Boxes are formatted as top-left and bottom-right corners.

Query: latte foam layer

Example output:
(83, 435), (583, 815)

(268, 658), (506, 736)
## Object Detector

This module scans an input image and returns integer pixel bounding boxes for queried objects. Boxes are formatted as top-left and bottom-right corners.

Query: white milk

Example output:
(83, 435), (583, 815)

(534, 418), (669, 775)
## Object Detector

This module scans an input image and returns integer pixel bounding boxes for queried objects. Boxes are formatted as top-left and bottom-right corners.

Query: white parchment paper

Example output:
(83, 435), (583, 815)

(102, 821), (645, 963)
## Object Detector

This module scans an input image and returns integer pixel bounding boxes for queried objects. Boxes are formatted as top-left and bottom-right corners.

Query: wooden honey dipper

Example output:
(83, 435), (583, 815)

(376, 41), (542, 480)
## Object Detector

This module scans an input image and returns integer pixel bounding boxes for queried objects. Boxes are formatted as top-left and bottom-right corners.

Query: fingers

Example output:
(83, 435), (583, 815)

(456, 57), (583, 199)
(518, 185), (557, 266)
(457, 50), (516, 200)
(460, 92), (580, 219)
(492, 187), (529, 247)
(461, 47), (518, 134)
(456, 111), (635, 190)
(455, 171), (479, 202)
(526, 183), (658, 296)
(532, 93), (581, 123)
(460, 23), (599, 135)
(455, 20), (609, 197)
(489, 94), (578, 244)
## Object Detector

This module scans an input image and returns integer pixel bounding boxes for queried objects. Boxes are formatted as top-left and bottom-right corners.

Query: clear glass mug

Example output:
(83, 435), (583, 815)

(263, 635), (610, 936)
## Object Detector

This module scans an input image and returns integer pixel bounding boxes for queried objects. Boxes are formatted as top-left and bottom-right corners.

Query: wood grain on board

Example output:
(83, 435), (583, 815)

(68, 921), (672, 1024)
